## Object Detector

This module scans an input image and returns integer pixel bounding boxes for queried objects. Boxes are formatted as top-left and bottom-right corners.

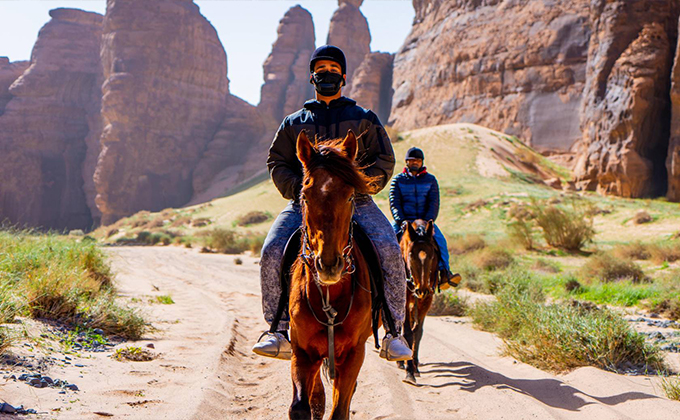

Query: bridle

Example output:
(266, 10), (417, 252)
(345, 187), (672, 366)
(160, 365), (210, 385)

(298, 192), (359, 381)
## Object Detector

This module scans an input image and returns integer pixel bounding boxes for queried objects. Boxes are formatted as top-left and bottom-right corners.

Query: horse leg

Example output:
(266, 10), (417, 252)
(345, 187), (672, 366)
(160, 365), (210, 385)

(290, 351), (322, 420)
(403, 321), (418, 385)
(330, 345), (365, 420)
(310, 369), (325, 420)
(400, 302), (414, 371)
(413, 316), (426, 377)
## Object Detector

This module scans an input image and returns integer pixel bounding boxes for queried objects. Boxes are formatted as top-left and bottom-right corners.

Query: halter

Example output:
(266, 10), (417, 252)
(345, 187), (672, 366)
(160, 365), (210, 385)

(299, 194), (358, 381)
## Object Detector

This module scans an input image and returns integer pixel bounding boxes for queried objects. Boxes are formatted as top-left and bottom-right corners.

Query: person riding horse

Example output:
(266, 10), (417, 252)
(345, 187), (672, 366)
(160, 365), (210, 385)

(252, 45), (412, 362)
(389, 147), (461, 289)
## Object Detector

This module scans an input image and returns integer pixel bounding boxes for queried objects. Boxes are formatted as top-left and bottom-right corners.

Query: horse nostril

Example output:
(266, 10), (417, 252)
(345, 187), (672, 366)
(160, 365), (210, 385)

(315, 258), (324, 272)
(335, 256), (343, 270)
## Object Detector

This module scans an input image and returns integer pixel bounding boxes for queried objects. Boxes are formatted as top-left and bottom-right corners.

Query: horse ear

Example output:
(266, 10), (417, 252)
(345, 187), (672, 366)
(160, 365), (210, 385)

(426, 219), (434, 237)
(341, 130), (358, 160)
(406, 221), (417, 239)
(297, 131), (313, 167)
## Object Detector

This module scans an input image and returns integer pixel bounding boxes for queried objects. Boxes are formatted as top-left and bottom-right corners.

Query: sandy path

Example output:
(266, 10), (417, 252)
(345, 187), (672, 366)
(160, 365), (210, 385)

(3, 246), (680, 419)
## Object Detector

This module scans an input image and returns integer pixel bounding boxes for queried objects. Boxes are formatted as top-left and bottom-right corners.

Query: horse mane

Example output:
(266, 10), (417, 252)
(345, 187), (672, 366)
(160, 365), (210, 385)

(303, 138), (380, 194)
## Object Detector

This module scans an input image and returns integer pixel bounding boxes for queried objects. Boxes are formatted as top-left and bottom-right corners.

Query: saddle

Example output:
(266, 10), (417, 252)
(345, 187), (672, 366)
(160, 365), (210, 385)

(269, 222), (398, 348)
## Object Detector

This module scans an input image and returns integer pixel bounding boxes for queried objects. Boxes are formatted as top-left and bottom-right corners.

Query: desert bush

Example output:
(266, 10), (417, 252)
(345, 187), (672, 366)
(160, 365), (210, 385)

(662, 375), (680, 401)
(507, 218), (536, 250)
(192, 217), (212, 228)
(170, 215), (192, 228)
(470, 272), (663, 373)
(648, 298), (680, 321)
(143, 215), (166, 230)
(532, 258), (561, 273)
(613, 242), (652, 261)
(449, 234), (486, 255)
(0, 230), (145, 339)
(581, 253), (646, 283)
(633, 210), (653, 224)
(531, 201), (595, 251)
(236, 211), (271, 227)
(429, 292), (468, 316)
(202, 228), (250, 254)
(472, 247), (514, 271)
(649, 242), (680, 264)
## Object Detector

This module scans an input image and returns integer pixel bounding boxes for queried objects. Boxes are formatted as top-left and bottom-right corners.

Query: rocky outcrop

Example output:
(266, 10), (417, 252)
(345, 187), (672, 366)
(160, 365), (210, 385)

(575, 0), (679, 198)
(327, 0), (370, 94)
(191, 94), (272, 203)
(258, 6), (315, 123)
(94, 0), (228, 225)
(347, 52), (394, 123)
(0, 9), (102, 230)
(390, 0), (590, 152)
(667, 17), (680, 201)
(0, 58), (29, 115)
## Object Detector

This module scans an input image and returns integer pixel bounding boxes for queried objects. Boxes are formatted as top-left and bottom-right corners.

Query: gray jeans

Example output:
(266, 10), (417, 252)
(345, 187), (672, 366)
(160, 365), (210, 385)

(259, 198), (406, 331)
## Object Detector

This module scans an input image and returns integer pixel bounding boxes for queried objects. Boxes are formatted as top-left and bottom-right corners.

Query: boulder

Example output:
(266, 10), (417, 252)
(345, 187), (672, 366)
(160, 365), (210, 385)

(94, 0), (228, 225)
(0, 9), (102, 230)
(327, 0), (370, 95)
(390, 0), (590, 152)
(257, 5), (315, 123)
(574, 0), (679, 198)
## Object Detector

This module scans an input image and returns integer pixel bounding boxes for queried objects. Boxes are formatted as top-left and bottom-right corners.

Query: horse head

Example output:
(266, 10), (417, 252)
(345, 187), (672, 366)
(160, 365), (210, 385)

(401, 219), (438, 298)
(297, 130), (376, 285)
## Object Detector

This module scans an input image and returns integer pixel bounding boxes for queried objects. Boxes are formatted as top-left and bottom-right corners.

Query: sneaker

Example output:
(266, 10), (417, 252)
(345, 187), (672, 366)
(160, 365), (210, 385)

(252, 331), (292, 360)
(439, 270), (462, 290)
(379, 334), (413, 362)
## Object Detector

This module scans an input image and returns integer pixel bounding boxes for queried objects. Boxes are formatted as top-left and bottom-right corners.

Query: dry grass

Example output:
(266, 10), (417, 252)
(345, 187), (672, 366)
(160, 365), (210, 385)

(236, 211), (271, 227)
(581, 253), (646, 283)
(661, 375), (680, 401)
(113, 346), (156, 362)
(449, 234), (486, 255)
(429, 292), (468, 316)
(472, 247), (514, 271)
(532, 201), (595, 251)
(613, 242), (653, 261)
(633, 210), (653, 224)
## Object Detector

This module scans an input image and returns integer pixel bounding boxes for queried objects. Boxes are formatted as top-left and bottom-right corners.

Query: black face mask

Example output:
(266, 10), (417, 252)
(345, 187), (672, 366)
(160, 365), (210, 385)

(408, 164), (421, 173)
(311, 71), (344, 96)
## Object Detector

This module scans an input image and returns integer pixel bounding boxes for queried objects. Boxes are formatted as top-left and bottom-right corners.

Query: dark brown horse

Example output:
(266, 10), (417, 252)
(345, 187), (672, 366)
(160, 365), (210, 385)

(288, 130), (377, 420)
(398, 219), (439, 385)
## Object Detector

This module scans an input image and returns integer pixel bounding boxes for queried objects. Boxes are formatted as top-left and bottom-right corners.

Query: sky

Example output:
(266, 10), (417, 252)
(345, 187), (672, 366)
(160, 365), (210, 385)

(0, 0), (415, 105)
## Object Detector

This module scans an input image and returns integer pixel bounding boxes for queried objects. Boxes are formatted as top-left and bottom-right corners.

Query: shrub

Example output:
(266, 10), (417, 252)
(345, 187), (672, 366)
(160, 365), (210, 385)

(449, 234), (486, 255)
(155, 295), (174, 304)
(113, 346), (156, 362)
(649, 242), (680, 264)
(247, 234), (266, 255)
(192, 217), (212, 228)
(661, 375), (680, 401)
(531, 201), (595, 251)
(470, 273), (663, 373)
(507, 219), (536, 250)
(581, 253), (646, 283)
(236, 211), (271, 227)
(613, 242), (652, 261)
(472, 247), (514, 271)
(633, 210), (652, 224)
(532, 258), (561, 273)
(170, 216), (192, 228)
(234, 258), (243, 265)
(429, 293), (468, 316)
(203, 228), (248, 254)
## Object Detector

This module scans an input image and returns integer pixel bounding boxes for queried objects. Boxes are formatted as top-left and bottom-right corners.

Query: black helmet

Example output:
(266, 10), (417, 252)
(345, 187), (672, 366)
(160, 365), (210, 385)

(309, 45), (347, 75)
(405, 147), (424, 160)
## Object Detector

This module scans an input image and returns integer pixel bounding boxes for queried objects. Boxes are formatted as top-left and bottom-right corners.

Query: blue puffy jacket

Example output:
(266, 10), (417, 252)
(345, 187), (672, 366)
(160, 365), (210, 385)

(389, 168), (440, 225)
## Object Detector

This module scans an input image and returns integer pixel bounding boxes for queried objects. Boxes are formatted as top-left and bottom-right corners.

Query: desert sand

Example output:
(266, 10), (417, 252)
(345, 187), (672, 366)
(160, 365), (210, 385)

(2, 246), (680, 419)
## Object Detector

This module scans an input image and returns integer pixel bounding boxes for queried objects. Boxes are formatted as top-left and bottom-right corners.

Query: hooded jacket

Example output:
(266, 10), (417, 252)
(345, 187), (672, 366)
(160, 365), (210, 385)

(389, 168), (440, 224)
(266, 96), (396, 200)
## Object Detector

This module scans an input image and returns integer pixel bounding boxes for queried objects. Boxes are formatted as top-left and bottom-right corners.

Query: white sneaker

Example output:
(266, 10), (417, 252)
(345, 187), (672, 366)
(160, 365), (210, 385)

(379, 334), (413, 362)
(252, 332), (292, 360)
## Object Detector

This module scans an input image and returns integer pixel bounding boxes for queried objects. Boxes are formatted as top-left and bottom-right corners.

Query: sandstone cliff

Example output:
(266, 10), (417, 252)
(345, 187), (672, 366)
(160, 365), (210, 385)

(258, 6), (315, 123)
(667, 17), (680, 202)
(574, 0), (679, 198)
(0, 58), (29, 115)
(346, 52), (394, 124)
(390, 0), (590, 152)
(0, 9), (102, 230)
(327, 0), (371, 95)
(94, 0), (228, 225)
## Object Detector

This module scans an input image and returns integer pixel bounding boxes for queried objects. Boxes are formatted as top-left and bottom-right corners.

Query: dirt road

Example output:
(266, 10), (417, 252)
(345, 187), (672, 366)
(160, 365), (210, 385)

(3, 246), (680, 419)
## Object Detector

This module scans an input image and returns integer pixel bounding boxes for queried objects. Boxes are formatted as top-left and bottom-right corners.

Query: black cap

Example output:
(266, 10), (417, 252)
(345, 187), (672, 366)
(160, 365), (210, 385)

(310, 45), (347, 75)
(405, 147), (424, 160)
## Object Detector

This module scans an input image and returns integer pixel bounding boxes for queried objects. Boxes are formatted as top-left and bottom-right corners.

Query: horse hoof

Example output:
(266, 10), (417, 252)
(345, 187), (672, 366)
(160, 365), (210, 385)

(414, 371), (421, 378)
(397, 361), (405, 370)
(402, 373), (417, 386)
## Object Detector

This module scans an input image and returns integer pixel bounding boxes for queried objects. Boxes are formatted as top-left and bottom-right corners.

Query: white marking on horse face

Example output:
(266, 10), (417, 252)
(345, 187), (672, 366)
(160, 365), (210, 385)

(418, 250), (427, 263)
(320, 177), (336, 194)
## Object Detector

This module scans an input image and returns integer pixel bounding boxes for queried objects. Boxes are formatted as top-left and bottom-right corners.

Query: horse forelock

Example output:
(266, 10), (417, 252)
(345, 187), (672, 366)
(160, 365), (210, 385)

(302, 139), (375, 194)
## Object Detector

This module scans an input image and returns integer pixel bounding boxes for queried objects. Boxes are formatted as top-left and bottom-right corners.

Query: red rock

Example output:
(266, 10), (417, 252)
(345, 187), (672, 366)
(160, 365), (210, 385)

(574, 0), (679, 198)
(0, 58), (29, 115)
(257, 6), (315, 123)
(327, 0), (370, 95)
(390, 0), (590, 152)
(667, 17), (680, 202)
(94, 0), (228, 225)
(0, 9), (102, 230)
(346, 52), (393, 123)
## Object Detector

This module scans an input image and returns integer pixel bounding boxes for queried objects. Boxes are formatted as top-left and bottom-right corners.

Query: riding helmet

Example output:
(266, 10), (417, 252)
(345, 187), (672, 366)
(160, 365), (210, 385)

(405, 147), (425, 160)
(309, 45), (347, 75)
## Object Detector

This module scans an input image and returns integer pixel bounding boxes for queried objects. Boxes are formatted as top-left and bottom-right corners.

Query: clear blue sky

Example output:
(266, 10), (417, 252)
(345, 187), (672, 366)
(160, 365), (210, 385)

(0, 0), (414, 105)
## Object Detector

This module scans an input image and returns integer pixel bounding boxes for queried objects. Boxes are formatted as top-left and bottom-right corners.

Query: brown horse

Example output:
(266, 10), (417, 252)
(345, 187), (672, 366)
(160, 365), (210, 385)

(398, 219), (439, 385)
(288, 130), (377, 420)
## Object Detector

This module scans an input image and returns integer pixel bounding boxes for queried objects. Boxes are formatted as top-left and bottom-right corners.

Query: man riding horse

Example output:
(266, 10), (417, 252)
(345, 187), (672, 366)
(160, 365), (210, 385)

(389, 147), (461, 289)
(253, 45), (412, 362)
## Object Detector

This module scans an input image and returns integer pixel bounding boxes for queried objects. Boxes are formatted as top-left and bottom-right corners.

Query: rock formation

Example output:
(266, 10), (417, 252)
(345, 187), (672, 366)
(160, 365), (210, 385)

(258, 6), (315, 123)
(346, 52), (394, 124)
(667, 18), (680, 202)
(94, 0), (228, 225)
(574, 0), (679, 198)
(390, 0), (590, 152)
(327, 0), (370, 95)
(0, 58), (29, 115)
(0, 8), (102, 230)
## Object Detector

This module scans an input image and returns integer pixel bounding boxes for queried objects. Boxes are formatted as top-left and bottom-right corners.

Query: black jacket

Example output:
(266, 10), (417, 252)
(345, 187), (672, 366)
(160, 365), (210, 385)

(266, 96), (396, 200)
(389, 168), (440, 224)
